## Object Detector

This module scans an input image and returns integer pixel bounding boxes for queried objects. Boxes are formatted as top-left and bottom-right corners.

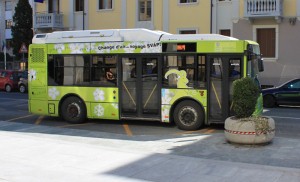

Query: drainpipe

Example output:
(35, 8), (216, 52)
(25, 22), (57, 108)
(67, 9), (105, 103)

(210, 0), (213, 33)
(82, 2), (85, 30)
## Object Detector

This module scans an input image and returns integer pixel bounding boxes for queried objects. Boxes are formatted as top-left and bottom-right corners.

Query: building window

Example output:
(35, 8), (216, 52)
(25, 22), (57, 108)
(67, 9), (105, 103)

(99, 0), (113, 10)
(139, 0), (151, 21)
(179, 0), (197, 4)
(257, 28), (276, 58)
(179, 30), (197, 34)
(219, 29), (231, 36)
(5, 20), (13, 29)
(75, 0), (84, 12)
(5, 1), (12, 11)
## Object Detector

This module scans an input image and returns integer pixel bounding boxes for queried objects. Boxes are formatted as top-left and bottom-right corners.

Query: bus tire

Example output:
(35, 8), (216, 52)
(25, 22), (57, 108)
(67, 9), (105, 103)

(263, 95), (276, 108)
(61, 96), (86, 124)
(173, 100), (204, 130)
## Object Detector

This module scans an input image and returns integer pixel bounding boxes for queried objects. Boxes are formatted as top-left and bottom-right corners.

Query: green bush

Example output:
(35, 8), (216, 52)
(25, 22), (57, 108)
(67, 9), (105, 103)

(233, 77), (259, 118)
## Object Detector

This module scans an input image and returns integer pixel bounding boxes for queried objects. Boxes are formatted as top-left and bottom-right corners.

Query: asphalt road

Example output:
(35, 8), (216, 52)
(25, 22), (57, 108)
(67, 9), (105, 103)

(0, 91), (300, 139)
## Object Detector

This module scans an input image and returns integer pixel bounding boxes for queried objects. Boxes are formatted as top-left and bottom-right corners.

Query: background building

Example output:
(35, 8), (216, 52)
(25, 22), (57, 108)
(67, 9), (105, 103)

(1, 0), (300, 87)
(212, 0), (300, 87)
(32, 0), (211, 34)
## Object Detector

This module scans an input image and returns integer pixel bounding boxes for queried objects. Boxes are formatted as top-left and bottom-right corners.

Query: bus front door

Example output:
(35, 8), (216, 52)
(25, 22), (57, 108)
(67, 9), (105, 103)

(120, 56), (160, 119)
(208, 56), (242, 123)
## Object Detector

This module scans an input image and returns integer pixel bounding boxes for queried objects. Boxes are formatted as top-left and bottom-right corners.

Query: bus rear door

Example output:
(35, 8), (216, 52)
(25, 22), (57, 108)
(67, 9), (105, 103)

(208, 55), (242, 123)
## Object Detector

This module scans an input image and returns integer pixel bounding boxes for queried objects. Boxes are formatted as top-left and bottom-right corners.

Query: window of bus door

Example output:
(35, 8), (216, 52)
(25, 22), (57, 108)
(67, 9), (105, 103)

(229, 58), (241, 114)
(209, 57), (223, 119)
(142, 58), (158, 114)
(122, 58), (137, 113)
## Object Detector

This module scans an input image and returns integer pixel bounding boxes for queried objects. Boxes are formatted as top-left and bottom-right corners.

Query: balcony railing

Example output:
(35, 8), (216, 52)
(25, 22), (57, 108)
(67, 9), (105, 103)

(34, 13), (63, 29)
(244, 0), (283, 18)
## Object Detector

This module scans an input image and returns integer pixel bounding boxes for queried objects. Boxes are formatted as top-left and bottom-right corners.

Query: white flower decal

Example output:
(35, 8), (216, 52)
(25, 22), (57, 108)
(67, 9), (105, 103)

(93, 89), (105, 101)
(94, 104), (104, 117)
(28, 69), (37, 81)
(54, 44), (65, 53)
(111, 103), (118, 109)
(69, 43), (85, 53)
(48, 87), (60, 100)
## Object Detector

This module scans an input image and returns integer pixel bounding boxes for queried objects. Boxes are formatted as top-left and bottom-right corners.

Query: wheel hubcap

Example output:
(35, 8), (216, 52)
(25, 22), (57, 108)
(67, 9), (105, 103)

(6, 85), (11, 92)
(20, 86), (25, 93)
(67, 102), (81, 118)
(179, 106), (198, 126)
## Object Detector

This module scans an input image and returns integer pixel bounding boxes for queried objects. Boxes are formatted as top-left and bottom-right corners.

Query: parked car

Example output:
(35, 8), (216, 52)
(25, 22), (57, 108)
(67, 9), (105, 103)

(0, 70), (23, 92)
(262, 78), (300, 108)
(18, 71), (28, 93)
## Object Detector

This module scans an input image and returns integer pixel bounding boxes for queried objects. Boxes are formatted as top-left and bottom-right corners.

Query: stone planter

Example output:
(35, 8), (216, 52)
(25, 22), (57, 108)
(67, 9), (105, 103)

(224, 116), (275, 144)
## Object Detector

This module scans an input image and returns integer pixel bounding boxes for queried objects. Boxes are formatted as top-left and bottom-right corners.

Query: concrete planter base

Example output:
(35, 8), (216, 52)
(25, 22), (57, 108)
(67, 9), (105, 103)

(224, 116), (275, 145)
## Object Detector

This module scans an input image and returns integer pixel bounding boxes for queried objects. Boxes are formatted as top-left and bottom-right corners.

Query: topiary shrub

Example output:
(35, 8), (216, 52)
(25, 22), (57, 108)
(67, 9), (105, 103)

(232, 77), (259, 118)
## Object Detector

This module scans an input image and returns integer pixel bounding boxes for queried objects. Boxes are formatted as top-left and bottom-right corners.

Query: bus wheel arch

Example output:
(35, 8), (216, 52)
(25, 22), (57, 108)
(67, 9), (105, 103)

(172, 99), (205, 130)
(59, 94), (87, 124)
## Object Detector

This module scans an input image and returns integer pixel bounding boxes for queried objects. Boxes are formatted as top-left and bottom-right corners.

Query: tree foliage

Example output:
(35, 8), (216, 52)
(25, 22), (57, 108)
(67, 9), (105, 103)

(232, 77), (260, 118)
(11, 0), (33, 59)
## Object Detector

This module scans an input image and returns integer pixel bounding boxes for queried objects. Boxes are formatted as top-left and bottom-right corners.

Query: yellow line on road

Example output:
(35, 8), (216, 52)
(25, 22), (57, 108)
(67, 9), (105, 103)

(35, 116), (44, 125)
(5, 114), (34, 122)
(57, 123), (95, 128)
(123, 123), (133, 136)
(203, 129), (215, 134)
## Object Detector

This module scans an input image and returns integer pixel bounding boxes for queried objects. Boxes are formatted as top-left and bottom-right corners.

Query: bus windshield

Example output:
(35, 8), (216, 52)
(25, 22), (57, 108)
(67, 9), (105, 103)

(247, 44), (262, 78)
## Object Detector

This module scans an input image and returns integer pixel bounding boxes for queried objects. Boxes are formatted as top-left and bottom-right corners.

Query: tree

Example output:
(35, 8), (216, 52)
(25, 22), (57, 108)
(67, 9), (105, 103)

(11, 0), (33, 59)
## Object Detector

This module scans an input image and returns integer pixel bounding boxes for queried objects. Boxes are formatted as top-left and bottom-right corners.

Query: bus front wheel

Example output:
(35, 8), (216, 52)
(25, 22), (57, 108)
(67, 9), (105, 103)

(61, 96), (86, 124)
(173, 100), (204, 130)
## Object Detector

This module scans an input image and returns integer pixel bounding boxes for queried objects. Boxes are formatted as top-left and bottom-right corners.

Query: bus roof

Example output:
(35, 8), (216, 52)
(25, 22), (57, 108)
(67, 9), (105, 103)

(32, 28), (238, 44)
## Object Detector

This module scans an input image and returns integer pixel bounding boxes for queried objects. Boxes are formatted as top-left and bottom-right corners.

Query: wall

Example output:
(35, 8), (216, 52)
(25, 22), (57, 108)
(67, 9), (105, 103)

(88, 0), (122, 30)
(232, 0), (300, 86)
(168, 1), (210, 34)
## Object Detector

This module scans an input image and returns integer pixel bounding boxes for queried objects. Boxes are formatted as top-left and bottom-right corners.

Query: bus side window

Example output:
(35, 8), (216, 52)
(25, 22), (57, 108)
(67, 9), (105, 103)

(197, 55), (206, 88)
(54, 56), (64, 86)
(162, 55), (178, 88)
(48, 55), (56, 85)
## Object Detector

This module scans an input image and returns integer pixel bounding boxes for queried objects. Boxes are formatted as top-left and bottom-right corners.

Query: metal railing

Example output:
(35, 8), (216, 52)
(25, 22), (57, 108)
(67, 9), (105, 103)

(34, 13), (63, 29)
(244, 0), (283, 18)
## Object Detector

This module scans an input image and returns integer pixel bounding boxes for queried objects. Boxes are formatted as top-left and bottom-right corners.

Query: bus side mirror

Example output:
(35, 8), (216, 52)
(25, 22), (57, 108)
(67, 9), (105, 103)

(258, 58), (264, 72)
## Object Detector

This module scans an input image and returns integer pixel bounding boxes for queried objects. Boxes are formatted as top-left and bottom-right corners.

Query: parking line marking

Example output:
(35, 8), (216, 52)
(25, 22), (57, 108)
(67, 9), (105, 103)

(5, 114), (34, 122)
(35, 116), (44, 125)
(57, 123), (95, 128)
(203, 129), (215, 134)
(16, 103), (28, 107)
(123, 123), (133, 136)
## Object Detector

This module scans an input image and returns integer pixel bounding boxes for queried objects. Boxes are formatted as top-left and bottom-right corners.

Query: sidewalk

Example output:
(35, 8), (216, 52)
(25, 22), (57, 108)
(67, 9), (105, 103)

(0, 120), (299, 182)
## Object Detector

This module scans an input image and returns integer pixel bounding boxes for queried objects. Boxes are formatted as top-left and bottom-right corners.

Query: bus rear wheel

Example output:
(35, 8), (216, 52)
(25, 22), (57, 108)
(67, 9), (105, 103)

(173, 100), (204, 130)
(61, 96), (86, 124)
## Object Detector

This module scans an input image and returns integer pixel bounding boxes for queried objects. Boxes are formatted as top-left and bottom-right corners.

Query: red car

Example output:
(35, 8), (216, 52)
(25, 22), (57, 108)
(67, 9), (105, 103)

(0, 70), (23, 92)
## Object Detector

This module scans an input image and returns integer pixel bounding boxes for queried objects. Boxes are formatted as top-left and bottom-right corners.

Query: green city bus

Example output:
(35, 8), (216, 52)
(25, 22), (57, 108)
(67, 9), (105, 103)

(28, 29), (264, 130)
